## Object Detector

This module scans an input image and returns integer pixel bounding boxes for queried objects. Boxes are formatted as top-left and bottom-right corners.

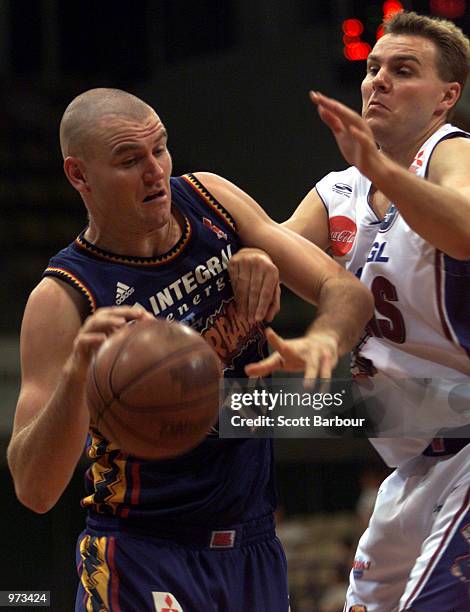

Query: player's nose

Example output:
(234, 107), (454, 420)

(372, 68), (390, 91)
(143, 155), (164, 183)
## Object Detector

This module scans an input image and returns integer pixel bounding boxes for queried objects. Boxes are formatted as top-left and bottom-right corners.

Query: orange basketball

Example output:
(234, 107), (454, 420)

(86, 318), (222, 460)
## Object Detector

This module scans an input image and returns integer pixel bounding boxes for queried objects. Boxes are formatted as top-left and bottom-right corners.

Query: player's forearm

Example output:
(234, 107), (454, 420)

(370, 156), (470, 259)
(310, 273), (374, 356)
(8, 367), (90, 514)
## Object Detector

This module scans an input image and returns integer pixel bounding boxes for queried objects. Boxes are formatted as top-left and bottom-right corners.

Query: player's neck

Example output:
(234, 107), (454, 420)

(378, 118), (448, 169)
(85, 210), (183, 258)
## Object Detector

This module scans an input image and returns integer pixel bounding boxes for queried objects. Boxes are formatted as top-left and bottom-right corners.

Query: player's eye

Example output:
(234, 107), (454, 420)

(122, 158), (137, 167)
(367, 65), (379, 75)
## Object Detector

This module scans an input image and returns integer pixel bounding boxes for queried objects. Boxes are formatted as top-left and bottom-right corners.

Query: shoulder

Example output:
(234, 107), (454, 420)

(192, 172), (240, 198)
(191, 172), (261, 221)
(315, 166), (362, 214)
(432, 134), (470, 157)
(428, 134), (470, 184)
(19, 278), (87, 387)
(317, 166), (358, 184)
(428, 124), (470, 165)
(24, 277), (89, 332)
(171, 172), (239, 205)
(315, 166), (359, 195)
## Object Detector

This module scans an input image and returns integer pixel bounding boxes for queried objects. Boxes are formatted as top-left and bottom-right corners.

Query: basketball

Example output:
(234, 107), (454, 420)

(86, 318), (222, 460)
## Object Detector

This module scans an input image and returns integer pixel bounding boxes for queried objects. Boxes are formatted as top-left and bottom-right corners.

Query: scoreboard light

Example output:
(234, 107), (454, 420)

(383, 1), (404, 18)
(342, 18), (368, 61)
(342, 1), (405, 61)
(343, 34), (361, 45)
(344, 41), (372, 60)
(342, 18), (365, 36)
(430, 0), (466, 18)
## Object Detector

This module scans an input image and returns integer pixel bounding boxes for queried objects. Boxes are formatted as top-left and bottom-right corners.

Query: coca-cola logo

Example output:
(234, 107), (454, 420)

(329, 215), (357, 256)
(331, 230), (354, 242)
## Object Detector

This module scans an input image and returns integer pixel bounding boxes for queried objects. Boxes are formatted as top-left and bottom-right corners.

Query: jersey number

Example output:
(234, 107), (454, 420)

(367, 276), (406, 344)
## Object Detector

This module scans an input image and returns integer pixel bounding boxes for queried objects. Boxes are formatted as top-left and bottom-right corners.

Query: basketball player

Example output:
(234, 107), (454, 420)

(247, 11), (470, 612)
(7, 88), (372, 611)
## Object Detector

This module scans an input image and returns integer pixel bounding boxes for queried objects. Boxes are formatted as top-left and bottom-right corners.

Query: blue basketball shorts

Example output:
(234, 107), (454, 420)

(75, 515), (289, 611)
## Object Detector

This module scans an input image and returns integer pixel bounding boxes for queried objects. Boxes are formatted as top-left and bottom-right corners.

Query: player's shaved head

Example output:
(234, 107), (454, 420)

(59, 88), (155, 159)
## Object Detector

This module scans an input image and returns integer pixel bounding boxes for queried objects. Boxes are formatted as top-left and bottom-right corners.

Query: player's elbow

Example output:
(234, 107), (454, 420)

(339, 271), (374, 319)
(13, 482), (57, 514)
(8, 450), (58, 514)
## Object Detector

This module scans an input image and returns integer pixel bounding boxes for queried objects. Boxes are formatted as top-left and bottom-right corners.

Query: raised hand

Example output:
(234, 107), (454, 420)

(310, 91), (380, 177)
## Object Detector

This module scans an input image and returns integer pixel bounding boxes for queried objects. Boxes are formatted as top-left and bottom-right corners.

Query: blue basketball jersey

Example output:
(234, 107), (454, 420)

(43, 173), (276, 533)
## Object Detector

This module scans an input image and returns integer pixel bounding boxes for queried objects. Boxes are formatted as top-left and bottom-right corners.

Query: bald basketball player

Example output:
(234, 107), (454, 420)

(8, 88), (372, 612)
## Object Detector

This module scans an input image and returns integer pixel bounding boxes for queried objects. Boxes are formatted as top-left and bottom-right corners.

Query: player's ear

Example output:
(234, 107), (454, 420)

(437, 81), (461, 115)
(63, 156), (91, 193)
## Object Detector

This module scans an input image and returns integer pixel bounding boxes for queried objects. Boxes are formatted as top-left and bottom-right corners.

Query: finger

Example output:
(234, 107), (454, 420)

(303, 357), (320, 389)
(318, 95), (365, 131)
(318, 105), (345, 135)
(244, 351), (284, 377)
(264, 330), (310, 373)
(93, 305), (150, 321)
(73, 332), (108, 364)
(264, 283), (281, 322)
(264, 328), (304, 365)
(309, 90), (321, 106)
(246, 268), (264, 323)
(263, 327), (287, 352)
(349, 124), (373, 147)
(310, 90), (335, 108)
(82, 314), (134, 334)
(132, 306), (154, 319)
(316, 378), (332, 395)
(313, 90), (367, 133)
(237, 279), (251, 321)
(253, 273), (279, 323)
(311, 90), (342, 106)
(76, 332), (108, 350)
(230, 262), (251, 321)
(319, 353), (336, 380)
(310, 91), (345, 133)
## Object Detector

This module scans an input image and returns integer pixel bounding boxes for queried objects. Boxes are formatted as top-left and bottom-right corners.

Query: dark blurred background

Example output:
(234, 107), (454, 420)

(1, 1), (469, 610)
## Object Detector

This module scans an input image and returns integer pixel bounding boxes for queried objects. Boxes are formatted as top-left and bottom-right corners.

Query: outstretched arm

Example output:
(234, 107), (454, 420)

(193, 172), (374, 379)
(310, 91), (470, 259)
(282, 185), (331, 251)
(227, 185), (330, 325)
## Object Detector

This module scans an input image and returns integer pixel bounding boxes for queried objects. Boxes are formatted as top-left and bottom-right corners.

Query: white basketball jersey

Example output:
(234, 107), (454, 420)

(316, 165), (381, 278)
(316, 124), (470, 466)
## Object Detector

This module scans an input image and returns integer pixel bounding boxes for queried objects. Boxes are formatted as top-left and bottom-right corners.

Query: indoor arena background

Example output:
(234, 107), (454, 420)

(1, 1), (469, 610)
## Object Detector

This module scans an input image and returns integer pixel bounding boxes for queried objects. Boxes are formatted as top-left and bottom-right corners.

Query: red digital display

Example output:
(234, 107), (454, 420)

(430, 0), (466, 18)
